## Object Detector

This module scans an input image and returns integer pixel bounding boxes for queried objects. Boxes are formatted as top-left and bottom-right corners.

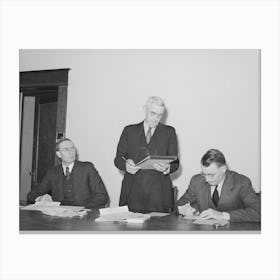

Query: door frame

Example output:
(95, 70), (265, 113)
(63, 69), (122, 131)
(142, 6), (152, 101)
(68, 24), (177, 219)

(20, 68), (70, 191)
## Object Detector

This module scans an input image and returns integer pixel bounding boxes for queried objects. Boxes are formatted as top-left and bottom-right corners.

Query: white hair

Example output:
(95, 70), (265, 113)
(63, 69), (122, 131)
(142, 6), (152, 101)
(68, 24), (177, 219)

(145, 96), (166, 110)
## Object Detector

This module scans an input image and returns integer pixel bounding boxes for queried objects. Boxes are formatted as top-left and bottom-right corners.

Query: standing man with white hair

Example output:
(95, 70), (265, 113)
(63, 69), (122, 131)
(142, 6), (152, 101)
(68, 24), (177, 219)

(114, 96), (179, 213)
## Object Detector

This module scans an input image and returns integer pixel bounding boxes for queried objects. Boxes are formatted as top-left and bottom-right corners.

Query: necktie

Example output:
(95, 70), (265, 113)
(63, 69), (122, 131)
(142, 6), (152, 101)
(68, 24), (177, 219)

(212, 185), (219, 207)
(65, 166), (70, 180)
(146, 127), (152, 144)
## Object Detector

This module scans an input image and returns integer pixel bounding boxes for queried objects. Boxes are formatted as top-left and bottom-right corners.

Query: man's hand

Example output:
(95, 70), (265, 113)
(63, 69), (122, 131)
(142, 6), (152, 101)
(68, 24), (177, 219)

(125, 159), (141, 175)
(153, 163), (170, 174)
(199, 208), (230, 220)
(178, 202), (198, 217)
(35, 194), (53, 202)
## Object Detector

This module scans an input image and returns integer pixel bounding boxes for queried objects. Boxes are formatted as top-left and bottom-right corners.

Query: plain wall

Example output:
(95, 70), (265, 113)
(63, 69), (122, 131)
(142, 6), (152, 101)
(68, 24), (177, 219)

(19, 49), (260, 206)
(20, 96), (35, 200)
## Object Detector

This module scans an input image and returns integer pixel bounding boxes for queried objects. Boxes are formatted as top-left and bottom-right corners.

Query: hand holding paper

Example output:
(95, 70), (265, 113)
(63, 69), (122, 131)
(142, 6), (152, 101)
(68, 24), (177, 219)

(35, 194), (53, 202)
(199, 208), (228, 220)
(125, 159), (140, 175)
(153, 163), (170, 174)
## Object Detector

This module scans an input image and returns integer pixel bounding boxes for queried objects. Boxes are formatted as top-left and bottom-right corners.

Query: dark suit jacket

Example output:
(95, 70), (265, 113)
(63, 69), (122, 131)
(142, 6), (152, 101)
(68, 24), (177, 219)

(27, 161), (109, 209)
(177, 170), (261, 222)
(114, 122), (179, 212)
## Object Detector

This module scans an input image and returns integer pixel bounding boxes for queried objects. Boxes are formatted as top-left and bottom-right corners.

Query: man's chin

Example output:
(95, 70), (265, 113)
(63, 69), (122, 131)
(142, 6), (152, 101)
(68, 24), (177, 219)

(149, 123), (158, 128)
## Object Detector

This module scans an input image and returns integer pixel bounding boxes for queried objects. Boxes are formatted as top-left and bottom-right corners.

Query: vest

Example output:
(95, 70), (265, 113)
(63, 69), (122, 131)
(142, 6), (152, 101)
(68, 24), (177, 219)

(62, 172), (74, 205)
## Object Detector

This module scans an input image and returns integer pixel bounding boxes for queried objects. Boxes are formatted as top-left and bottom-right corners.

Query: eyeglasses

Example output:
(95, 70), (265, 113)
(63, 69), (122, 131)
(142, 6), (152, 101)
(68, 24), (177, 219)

(201, 172), (218, 179)
(60, 147), (76, 152)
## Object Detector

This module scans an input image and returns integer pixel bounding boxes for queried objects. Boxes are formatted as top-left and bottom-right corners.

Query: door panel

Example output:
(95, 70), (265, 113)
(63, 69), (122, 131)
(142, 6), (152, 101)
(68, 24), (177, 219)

(36, 101), (58, 183)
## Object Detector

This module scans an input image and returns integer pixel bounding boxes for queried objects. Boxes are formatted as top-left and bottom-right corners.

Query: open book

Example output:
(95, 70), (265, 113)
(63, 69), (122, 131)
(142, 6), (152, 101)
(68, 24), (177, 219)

(135, 155), (177, 170)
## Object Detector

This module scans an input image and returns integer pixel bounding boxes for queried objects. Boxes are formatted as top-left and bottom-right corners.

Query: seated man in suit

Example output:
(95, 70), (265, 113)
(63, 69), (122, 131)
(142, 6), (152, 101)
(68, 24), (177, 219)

(27, 138), (109, 209)
(177, 149), (260, 222)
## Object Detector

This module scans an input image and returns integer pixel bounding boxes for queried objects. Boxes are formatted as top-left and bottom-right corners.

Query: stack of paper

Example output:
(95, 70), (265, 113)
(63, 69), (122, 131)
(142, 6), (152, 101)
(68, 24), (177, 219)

(95, 206), (150, 223)
(21, 202), (89, 218)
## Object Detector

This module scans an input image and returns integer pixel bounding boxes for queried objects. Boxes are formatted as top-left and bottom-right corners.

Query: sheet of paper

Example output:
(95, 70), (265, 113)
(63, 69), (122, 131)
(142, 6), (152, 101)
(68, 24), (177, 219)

(183, 215), (201, 220)
(96, 212), (150, 222)
(125, 217), (149, 223)
(21, 203), (88, 217)
(148, 212), (170, 217)
(99, 206), (129, 215)
(21, 202), (60, 211)
(96, 206), (150, 223)
(193, 218), (228, 226)
(59, 205), (85, 212)
(40, 207), (88, 217)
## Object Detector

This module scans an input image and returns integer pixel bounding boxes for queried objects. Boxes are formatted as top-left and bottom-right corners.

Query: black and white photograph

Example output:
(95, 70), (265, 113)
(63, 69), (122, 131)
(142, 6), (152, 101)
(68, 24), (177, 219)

(1, 1), (279, 280)
(19, 49), (261, 232)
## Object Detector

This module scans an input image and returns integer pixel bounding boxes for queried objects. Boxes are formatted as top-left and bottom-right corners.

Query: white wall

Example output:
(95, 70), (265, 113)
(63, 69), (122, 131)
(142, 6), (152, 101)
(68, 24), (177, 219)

(20, 96), (35, 200)
(19, 49), (260, 206)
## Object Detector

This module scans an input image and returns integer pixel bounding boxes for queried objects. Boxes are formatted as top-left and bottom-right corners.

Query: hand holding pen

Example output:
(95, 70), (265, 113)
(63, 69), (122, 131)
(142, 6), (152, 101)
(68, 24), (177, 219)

(122, 156), (140, 175)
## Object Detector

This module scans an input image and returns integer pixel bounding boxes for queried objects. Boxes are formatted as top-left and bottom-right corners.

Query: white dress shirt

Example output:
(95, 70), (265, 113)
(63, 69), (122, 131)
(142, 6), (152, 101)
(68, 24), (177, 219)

(210, 176), (225, 197)
(143, 121), (156, 138)
(62, 162), (74, 176)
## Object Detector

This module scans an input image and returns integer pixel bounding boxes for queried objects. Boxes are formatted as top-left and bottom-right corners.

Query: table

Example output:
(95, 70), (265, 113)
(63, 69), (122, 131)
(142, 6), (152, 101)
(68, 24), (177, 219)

(20, 209), (261, 232)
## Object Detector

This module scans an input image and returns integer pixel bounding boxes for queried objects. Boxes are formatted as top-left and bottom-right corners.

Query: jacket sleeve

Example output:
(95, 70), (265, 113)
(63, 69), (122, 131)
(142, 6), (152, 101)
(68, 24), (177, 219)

(168, 127), (179, 174)
(114, 127), (128, 171)
(177, 176), (199, 211)
(27, 171), (52, 203)
(228, 179), (261, 222)
(85, 163), (109, 209)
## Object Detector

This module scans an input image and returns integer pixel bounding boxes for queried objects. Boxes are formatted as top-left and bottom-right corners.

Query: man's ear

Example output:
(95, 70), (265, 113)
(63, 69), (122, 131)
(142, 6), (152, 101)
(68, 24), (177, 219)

(56, 151), (61, 159)
(221, 165), (227, 173)
(143, 105), (146, 114)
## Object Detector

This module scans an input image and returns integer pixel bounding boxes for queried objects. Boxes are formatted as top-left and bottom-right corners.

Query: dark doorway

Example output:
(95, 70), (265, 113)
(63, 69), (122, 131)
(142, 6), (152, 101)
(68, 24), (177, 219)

(20, 69), (70, 201)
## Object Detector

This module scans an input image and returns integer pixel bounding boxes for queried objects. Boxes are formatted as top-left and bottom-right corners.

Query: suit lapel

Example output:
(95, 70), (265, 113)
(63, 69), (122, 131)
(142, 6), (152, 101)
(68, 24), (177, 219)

(71, 161), (80, 196)
(218, 171), (233, 206)
(149, 123), (163, 155)
(55, 165), (64, 200)
(134, 122), (146, 162)
(204, 182), (217, 209)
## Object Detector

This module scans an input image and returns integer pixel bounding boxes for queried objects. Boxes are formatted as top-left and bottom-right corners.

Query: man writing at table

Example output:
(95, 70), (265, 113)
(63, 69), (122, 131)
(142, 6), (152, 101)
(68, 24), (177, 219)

(114, 96), (179, 213)
(177, 149), (261, 222)
(27, 138), (109, 209)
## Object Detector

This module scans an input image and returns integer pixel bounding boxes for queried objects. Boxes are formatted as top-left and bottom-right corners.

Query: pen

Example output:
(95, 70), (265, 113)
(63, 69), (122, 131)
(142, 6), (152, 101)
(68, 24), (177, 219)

(122, 156), (132, 166)
(122, 156), (136, 167)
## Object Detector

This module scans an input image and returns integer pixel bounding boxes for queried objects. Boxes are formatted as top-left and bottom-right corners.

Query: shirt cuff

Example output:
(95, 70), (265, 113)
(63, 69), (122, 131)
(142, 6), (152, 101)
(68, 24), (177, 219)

(163, 165), (171, 175)
(222, 212), (230, 220)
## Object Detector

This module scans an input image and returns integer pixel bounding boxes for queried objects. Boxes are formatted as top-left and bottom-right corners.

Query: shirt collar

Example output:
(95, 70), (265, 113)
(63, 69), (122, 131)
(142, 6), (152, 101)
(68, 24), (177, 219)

(143, 121), (156, 136)
(62, 162), (75, 175)
(211, 173), (226, 196)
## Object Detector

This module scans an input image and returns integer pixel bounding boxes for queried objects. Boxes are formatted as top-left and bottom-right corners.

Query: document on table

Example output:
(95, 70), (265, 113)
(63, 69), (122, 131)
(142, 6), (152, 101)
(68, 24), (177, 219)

(96, 206), (150, 223)
(21, 201), (61, 210)
(148, 212), (170, 217)
(21, 202), (88, 217)
(193, 218), (228, 226)
(183, 215), (201, 220)
(183, 215), (228, 226)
